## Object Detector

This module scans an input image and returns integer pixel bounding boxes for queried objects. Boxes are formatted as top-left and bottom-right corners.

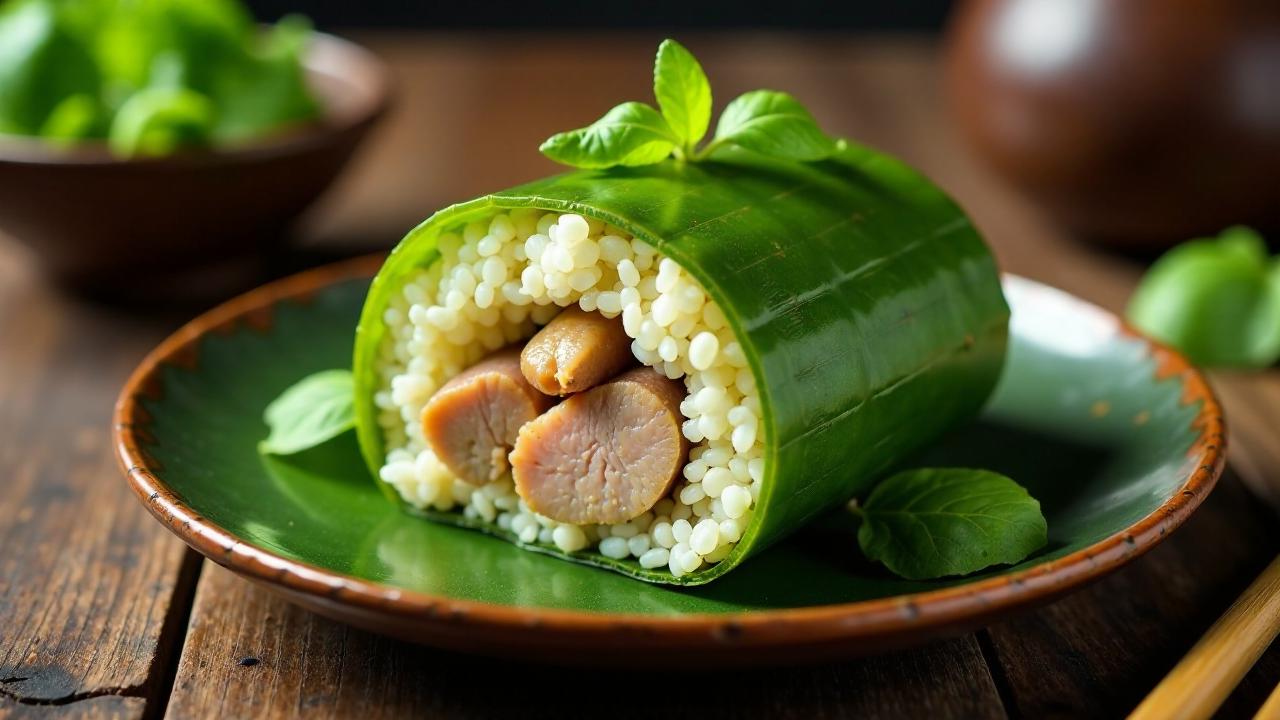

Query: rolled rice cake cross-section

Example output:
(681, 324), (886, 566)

(355, 145), (1009, 584)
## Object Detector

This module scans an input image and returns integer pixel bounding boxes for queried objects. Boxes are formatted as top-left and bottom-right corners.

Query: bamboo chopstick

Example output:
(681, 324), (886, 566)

(1128, 554), (1280, 720)
(1254, 682), (1280, 720)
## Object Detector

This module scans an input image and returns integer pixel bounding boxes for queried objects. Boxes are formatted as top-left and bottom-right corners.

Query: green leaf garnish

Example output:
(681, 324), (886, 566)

(653, 38), (711, 154)
(260, 369), (356, 456)
(539, 101), (678, 169)
(541, 38), (835, 169)
(1127, 226), (1280, 368)
(855, 468), (1047, 580)
(709, 90), (836, 161)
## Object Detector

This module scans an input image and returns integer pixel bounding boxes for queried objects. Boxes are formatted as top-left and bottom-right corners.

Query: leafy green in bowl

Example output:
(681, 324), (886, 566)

(0, 14), (388, 295)
(0, 0), (321, 156)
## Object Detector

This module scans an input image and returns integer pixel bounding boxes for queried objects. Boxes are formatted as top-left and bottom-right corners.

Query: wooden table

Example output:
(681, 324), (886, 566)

(3, 33), (1279, 719)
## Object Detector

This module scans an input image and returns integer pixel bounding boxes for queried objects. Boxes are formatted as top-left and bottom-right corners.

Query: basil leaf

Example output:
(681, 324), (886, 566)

(857, 468), (1047, 580)
(260, 369), (356, 456)
(540, 101), (678, 169)
(653, 38), (711, 150)
(1127, 227), (1280, 368)
(712, 90), (835, 161)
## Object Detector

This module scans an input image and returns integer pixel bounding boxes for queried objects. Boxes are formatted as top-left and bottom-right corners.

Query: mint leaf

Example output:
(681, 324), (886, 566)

(712, 90), (835, 161)
(540, 101), (678, 169)
(260, 369), (356, 456)
(856, 468), (1047, 580)
(1127, 226), (1280, 368)
(653, 38), (711, 152)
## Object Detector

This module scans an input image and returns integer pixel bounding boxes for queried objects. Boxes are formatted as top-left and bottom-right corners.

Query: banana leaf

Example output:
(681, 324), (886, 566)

(353, 142), (1010, 585)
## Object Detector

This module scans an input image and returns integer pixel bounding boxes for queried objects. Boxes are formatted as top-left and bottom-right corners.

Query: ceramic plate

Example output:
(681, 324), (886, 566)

(114, 257), (1224, 664)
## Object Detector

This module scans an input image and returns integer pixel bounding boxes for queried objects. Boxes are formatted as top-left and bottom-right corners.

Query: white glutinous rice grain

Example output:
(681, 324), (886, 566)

(374, 212), (765, 577)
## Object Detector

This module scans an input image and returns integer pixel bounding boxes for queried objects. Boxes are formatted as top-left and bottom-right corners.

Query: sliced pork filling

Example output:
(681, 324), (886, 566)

(511, 367), (689, 526)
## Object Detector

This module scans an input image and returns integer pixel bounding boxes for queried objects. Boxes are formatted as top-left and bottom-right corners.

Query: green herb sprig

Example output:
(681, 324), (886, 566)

(1127, 226), (1280, 368)
(540, 39), (836, 169)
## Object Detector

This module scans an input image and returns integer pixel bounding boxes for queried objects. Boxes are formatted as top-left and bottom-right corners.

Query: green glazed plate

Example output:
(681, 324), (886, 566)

(115, 258), (1224, 664)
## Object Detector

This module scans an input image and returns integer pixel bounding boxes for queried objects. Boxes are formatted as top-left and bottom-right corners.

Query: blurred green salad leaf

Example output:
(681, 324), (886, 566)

(541, 38), (836, 169)
(109, 86), (214, 156)
(1127, 227), (1280, 368)
(0, 0), (99, 135)
(855, 468), (1047, 580)
(211, 13), (318, 142)
(0, 0), (319, 156)
(261, 369), (355, 456)
(39, 93), (104, 142)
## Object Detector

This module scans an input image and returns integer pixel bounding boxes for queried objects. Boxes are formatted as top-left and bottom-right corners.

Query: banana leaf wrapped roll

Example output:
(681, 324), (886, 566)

(353, 143), (1009, 585)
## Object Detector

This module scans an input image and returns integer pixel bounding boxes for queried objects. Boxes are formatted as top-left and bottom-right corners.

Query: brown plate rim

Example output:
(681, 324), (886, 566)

(112, 255), (1226, 649)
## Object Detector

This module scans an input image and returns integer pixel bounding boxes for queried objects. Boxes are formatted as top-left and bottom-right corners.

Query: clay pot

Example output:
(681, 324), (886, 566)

(945, 0), (1280, 247)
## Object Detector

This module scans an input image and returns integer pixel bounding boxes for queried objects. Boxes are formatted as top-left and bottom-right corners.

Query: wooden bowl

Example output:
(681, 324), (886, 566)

(0, 32), (390, 298)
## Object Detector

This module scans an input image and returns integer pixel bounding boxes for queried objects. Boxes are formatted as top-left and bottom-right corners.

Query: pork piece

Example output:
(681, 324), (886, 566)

(510, 367), (689, 525)
(520, 306), (635, 396)
(421, 346), (555, 485)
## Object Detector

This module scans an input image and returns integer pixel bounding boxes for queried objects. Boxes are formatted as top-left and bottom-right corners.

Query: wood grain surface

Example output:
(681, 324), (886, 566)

(0, 252), (200, 717)
(167, 565), (1005, 720)
(983, 472), (1280, 719)
(1, 32), (1278, 719)
(0, 696), (148, 720)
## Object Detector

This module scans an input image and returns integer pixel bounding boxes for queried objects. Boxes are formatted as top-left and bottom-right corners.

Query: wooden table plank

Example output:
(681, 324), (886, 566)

(1214, 374), (1280, 514)
(1203, 375), (1280, 717)
(0, 696), (147, 720)
(0, 251), (200, 716)
(980, 471), (1280, 718)
(166, 564), (1006, 720)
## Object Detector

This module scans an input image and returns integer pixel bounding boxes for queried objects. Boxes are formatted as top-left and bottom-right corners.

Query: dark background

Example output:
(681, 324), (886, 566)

(244, 0), (952, 31)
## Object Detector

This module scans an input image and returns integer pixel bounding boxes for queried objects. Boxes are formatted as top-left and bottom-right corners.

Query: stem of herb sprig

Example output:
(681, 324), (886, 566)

(690, 138), (727, 162)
